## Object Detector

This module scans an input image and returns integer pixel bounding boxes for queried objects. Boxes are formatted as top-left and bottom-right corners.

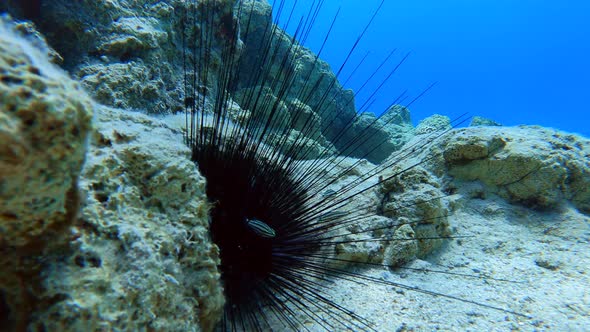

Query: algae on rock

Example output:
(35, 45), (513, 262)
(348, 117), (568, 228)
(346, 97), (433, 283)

(296, 156), (450, 269)
(0, 19), (223, 331)
(5, 0), (417, 163)
(4, 0), (191, 114)
(438, 126), (590, 213)
(0, 19), (92, 247)
(28, 106), (224, 332)
(0, 17), (93, 330)
(470, 115), (502, 127)
(415, 114), (451, 135)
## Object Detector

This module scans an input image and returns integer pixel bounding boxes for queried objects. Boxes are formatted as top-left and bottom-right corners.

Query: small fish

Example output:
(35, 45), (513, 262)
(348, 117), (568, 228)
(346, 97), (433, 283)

(318, 210), (348, 221)
(246, 218), (276, 238)
(322, 189), (337, 198)
(163, 274), (180, 286)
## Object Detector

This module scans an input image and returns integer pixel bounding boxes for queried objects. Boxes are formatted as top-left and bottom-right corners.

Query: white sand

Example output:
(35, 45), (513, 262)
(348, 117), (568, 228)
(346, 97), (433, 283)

(304, 195), (589, 331)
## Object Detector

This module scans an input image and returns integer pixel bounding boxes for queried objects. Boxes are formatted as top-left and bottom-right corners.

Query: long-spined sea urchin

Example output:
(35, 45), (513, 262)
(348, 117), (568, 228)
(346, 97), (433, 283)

(180, 0), (529, 330)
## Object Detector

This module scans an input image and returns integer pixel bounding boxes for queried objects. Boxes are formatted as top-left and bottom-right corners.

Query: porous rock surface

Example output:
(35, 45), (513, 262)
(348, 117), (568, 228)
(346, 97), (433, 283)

(25, 105), (223, 332)
(300, 158), (391, 266)
(415, 113), (451, 135)
(2, 0), (235, 115)
(0, 20), (92, 247)
(469, 115), (502, 127)
(3, 1), (589, 331)
(435, 126), (590, 213)
(235, 0), (409, 163)
(0, 21), (223, 331)
(299, 155), (450, 268)
(4, 0), (415, 163)
(324, 124), (590, 270)
(351, 105), (415, 163)
(315, 124), (590, 330)
(380, 163), (451, 261)
(17, 0), (173, 113)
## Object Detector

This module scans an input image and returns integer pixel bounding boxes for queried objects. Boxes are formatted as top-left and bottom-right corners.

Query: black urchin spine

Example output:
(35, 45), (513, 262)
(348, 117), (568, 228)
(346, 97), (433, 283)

(180, 0), (526, 331)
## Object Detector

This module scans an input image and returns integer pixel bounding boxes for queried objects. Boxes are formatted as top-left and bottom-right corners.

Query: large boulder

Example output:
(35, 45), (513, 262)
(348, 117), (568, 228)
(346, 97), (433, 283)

(0, 20), (92, 247)
(0, 21), (223, 331)
(1, 0), (238, 115)
(437, 126), (590, 213)
(349, 105), (416, 163)
(27, 106), (224, 332)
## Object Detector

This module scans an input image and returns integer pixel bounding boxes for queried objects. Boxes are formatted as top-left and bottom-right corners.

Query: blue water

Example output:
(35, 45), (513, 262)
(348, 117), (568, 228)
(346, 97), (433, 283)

(272, 0), (590, 137)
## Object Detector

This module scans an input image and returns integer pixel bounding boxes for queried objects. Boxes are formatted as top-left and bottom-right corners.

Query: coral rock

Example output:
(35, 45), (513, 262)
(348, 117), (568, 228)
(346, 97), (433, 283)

(26, 106), (224, 332)
(440, 126), (590, 212)
(415, 114), (451, 135)
(0, 20), (92, 247)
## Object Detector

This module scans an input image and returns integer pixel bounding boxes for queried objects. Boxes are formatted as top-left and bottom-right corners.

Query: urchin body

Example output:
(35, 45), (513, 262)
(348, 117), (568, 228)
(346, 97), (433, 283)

(191, 139), (325, 325)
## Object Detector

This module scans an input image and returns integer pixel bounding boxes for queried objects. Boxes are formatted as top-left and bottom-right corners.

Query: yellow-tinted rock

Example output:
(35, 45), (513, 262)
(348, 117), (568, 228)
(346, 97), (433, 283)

(0, 20), (223, 331)
(440, 126), (590, 212)
(0, 20), (92, 247)
(26, 106), (224, 332)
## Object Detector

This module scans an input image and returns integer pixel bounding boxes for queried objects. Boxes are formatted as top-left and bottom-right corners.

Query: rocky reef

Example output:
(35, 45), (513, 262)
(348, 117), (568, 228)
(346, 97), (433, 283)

(0, 19), (222, 331)
(440, 126), (590, 213)
(0, 20), (91, 248)
(0, 19), (92, 330)
(0, 0), (589, 331)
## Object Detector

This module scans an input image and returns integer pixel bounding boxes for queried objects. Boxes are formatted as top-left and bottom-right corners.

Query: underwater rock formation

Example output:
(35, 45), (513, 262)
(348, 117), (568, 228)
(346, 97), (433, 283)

(26, 105), (224, 331)
(351, 105), (416, 163)
(297, 154), (450, 268)
(438, 126), (590, 213)
(4, 0), (411, 163)
(0, 19), (92, 247)
(381, 164), (451, 258)
(0, 18), (92, 330)
(318, 123), (590, 269)
(415, 113), (451, 135)
(0, 20), (223, 331)
(470, 115), (502, 127)
(1, 1), (589, 331)
(6, 0), (187, 114)
(229, 0), (409, 162)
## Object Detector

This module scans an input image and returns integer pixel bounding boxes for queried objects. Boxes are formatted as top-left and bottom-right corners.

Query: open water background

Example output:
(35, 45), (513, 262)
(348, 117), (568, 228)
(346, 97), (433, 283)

(273, 0), (590, 136)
